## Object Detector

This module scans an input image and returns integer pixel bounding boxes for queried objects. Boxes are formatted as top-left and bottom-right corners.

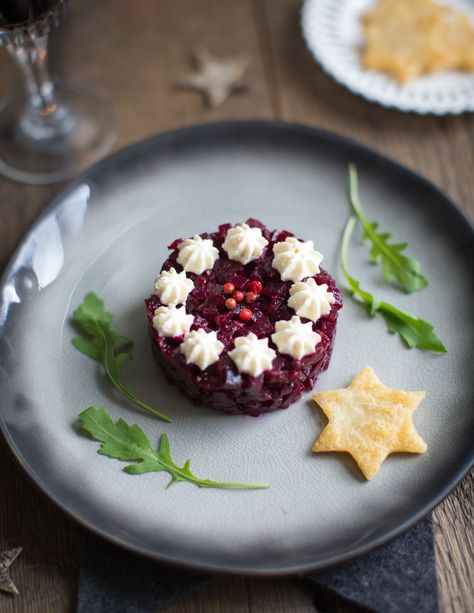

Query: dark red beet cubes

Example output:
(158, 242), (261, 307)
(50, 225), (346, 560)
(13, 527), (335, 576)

(146, 219), (342, 416)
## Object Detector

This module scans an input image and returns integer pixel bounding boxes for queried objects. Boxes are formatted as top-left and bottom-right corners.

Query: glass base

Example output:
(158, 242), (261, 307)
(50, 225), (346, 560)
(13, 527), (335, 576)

(0, 79), (117, 185)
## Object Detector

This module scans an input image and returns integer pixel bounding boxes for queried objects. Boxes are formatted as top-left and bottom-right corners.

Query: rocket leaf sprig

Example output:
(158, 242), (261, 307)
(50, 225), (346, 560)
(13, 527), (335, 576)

(72, 293), (171, 423)
(349, 163), (428, 294)
(340, 216), (446, 353)
(80, 407), (269, 490)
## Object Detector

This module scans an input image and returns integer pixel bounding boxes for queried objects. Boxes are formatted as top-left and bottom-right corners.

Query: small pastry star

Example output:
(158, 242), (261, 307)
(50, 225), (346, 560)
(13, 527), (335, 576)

(0, 547), (22, 595)
(312, 367), (427, 480)
(180, 48), (249, 108)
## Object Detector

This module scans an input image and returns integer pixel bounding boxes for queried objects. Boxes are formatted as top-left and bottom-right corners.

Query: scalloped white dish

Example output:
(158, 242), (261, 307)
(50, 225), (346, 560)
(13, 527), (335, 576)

(302, 0), (474, 115)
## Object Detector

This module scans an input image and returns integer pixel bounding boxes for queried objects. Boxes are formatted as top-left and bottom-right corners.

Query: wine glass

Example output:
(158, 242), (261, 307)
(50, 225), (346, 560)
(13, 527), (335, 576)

(0, 0), (116, 184)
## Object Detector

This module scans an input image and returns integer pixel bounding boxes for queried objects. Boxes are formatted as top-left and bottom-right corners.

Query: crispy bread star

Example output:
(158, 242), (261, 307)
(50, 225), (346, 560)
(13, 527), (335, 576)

(362, 0), (474, 83)
(312, 367), (427, 480)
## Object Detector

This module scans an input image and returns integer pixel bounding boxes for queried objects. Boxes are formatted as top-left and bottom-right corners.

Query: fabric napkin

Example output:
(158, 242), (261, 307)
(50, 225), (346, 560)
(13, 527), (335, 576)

(77, 515), (438, 613)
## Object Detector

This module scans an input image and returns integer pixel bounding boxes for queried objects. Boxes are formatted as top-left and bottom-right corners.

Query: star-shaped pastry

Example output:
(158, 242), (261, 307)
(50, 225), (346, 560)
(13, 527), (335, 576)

(0, 547), (22, 595)
(180, 48), (249, 108)
(312, 367), (427, 479)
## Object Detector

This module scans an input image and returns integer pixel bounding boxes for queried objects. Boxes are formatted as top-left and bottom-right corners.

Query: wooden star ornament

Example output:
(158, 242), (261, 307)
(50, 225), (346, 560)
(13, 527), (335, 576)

(180, 48), (249, 108)
(312, 367), (427, 480)
(0, 547), (22, 595)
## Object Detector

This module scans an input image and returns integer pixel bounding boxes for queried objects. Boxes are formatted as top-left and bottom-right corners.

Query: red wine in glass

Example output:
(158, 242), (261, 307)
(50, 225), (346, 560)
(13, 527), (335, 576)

(0, 0), (58, 25)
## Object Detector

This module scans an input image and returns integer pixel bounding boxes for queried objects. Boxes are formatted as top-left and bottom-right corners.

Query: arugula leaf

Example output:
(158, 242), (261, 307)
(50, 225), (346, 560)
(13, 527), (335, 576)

(348, 164), (428, 293)
(72, 293), (171, 423)
(341, 217), (446, 353)
(80, 407), (269, 490)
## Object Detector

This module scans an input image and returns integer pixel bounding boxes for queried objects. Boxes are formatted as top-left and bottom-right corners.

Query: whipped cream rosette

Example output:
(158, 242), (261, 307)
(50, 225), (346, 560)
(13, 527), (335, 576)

(288, 277), (335, 322)
(154, 267), (194, 305)
(272, 237), (324, 282)
(153, 304), (194, 338)
(179, 328), (224, 370)
(177, 235), (219, 274)
(222, 223), (269, 265)
(272, 316), (321, 359)
(228, 333), (276, 377)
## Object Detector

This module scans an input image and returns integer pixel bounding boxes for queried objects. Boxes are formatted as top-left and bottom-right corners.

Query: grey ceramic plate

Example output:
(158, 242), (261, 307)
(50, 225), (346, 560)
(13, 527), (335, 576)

(0, 122), (473, 575)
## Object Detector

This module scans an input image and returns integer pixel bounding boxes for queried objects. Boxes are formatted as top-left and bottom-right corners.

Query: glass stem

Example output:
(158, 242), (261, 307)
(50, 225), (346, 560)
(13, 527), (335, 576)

(7, 35), (55, 111)
(6, 35), (72, 139)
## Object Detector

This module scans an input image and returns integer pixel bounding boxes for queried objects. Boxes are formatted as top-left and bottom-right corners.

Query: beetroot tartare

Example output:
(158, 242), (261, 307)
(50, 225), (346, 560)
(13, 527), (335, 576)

(146, 219), (342, 416)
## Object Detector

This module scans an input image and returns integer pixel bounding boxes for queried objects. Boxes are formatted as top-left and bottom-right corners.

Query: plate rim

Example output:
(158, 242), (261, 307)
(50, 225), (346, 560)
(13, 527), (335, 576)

(301, 0), (474, 116)
(0, 120), (473, 576)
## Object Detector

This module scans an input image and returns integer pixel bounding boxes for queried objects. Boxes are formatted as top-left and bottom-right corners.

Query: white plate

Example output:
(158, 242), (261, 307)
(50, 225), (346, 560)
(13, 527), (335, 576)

(302, 0), (474, 115)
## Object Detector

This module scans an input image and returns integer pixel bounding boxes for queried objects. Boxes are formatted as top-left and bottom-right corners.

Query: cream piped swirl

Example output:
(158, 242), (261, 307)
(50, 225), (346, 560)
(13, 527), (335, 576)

(288, 278), (335, 322)
(153, 304), (194, 338)
(271, 316), (321, 359)
(272, 237), (323, 283)
(228, 333), (276, 377)
(177, 235), (219, 274)
(154, 267), (194, 305)
(222, 223), (269, 265)
(179, 328), (224, 370)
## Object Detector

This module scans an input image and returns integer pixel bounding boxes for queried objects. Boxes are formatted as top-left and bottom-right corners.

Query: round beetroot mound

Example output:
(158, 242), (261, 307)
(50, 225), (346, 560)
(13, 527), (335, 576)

(146, 219), (342, 417)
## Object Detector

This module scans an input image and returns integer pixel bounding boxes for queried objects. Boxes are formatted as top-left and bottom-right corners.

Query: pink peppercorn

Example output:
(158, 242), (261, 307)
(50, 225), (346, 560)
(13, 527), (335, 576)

(249, 280), (263, 294)
(223, 282), (235, 295)
(239, 308), (253, 322)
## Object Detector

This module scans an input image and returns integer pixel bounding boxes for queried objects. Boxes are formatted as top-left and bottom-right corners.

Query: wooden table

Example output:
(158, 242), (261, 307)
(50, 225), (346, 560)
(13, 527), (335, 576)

(0, 1), (473, 611)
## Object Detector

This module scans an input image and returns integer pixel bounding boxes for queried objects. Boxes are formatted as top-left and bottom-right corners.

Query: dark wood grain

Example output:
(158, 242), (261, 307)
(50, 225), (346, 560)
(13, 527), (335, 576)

(0, 1), (472, 612)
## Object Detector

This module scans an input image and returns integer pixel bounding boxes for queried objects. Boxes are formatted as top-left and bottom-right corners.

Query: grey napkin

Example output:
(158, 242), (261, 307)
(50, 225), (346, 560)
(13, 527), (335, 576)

(77, 516), (437, 613)
(77, 535), (212, 613)
(306, 515), (438, 612)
